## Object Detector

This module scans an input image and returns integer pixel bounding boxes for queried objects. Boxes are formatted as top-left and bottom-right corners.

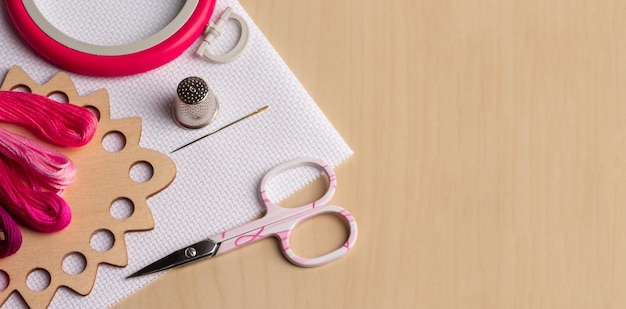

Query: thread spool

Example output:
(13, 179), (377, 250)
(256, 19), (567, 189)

(172, 77), (219, 129)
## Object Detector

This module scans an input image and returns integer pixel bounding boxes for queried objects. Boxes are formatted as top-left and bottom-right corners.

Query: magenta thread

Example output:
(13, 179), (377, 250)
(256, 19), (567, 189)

(0, 90), (98, 257)
(0, 206), (21, 258)
(0, 90), (97, 147)
(0, 158), (72, 233)
(0, 127), (76, 194)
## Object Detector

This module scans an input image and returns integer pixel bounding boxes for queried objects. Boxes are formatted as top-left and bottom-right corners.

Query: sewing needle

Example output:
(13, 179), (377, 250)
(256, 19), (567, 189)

(171, 105), (269, 153)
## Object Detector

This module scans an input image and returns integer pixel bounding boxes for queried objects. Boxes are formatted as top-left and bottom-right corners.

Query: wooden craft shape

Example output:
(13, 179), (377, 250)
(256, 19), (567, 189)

(0, 65), (176, 308)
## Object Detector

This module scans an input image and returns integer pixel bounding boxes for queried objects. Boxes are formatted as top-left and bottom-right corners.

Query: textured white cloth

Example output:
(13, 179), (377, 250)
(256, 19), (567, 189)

(0, 1), (353, 308)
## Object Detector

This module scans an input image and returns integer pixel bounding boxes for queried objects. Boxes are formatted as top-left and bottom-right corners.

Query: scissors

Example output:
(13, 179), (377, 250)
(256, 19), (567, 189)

(127, 158), (357, 278)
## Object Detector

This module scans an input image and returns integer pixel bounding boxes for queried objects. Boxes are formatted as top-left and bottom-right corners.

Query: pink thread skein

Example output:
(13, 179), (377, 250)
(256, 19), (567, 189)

(0, 90), (98, 147)
(0, 158), (71, 233)
(0, 90), (98, 257)
(0, 127), (76, 194)
(0, 206), (21, 258)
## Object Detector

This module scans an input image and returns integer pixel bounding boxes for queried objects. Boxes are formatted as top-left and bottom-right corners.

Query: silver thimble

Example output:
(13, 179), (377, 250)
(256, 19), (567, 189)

(172, 77), (219, 129)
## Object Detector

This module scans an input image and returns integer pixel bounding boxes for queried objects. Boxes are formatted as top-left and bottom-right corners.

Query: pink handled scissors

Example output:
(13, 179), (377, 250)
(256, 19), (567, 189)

(127, 158), (358, 277)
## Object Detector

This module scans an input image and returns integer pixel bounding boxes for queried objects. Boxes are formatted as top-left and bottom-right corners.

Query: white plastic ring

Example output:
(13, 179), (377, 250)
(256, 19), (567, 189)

(196, 7), (249, 63)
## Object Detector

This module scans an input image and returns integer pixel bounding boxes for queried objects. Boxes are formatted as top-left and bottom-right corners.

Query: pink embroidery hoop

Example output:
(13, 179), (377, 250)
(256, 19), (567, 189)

(5, 0), (217, 76)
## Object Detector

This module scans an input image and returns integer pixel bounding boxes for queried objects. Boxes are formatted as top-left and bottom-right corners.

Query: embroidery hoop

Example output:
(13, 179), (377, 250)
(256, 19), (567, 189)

(5, 0), (217, 76)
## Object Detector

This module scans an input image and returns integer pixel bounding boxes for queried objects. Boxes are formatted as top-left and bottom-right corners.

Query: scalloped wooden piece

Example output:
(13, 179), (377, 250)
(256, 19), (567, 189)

(0, 66), (176, 309)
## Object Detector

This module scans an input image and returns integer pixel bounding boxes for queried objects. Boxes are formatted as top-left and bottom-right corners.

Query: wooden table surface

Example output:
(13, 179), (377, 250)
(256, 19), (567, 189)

(117, 0), (626, 308)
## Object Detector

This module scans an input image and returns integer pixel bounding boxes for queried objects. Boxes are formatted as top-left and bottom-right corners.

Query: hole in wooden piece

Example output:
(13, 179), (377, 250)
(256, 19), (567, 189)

(62, 252), (87, 275)
(90, 229), (115, 252)
(0, 270), (9, 292)
(110, 198), (135, 220)
(130, 161), (153, 183)
(102, 131), (126, 153)
(84, 105), (101, 121)
(46, 91), (69, 103)
(26, 268), (50, 292)
(10, 85), (31, 92)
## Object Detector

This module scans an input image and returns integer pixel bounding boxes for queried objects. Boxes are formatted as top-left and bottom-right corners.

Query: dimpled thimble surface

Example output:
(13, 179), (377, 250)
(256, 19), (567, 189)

(172, 76), (219, 129)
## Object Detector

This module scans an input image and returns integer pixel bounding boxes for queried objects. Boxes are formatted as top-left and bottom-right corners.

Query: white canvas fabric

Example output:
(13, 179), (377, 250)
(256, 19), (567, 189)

(0, 1), (353, 308)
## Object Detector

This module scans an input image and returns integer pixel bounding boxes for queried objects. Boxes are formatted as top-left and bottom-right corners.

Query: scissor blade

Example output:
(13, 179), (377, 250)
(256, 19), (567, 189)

(127, 239), (220, 278)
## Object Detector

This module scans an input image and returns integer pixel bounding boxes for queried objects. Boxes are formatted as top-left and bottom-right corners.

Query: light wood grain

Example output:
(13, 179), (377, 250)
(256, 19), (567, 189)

(0, 66), (176, 309)
(117, 0), (626, 308)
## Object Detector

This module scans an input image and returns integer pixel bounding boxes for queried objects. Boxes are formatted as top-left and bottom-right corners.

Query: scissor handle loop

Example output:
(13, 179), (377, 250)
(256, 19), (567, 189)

(274, 205), (358, 267)
(209, 158), (356, 266)
(259, 158), (336, 212)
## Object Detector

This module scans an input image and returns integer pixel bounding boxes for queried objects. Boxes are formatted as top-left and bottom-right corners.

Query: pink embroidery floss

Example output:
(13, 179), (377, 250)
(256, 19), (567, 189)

(0, 158), (71, 233)
(0, 127), (76, 194)
(0, 206), (22, 258)
(0, 91), (98, 257)
(0, 90), (98, 147)
(0, 90), (98, 257)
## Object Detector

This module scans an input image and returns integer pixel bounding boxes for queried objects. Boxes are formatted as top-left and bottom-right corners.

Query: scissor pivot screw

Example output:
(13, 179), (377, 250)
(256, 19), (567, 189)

(185, 247), (197, 258)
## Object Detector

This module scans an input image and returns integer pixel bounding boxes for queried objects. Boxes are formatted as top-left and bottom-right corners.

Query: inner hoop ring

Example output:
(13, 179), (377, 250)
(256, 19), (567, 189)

(5, 0), (216, 77)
